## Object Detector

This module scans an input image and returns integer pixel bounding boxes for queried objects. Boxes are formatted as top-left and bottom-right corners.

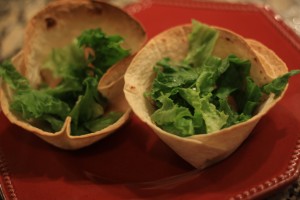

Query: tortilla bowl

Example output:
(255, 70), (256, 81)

(124, 23), (288, 169)
(0, 0), (146, 150)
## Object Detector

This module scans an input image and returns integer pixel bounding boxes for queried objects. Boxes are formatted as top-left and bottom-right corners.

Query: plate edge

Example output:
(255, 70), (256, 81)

(149, 0), (300, 51)
(0, 148), (17, 200)
(230, 138), (300, 199)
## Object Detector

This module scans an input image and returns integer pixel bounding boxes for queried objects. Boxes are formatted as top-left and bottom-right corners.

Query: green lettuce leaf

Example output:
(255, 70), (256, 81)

(10, 90), (70, 120)
(195, 56), (226, 96)
(184, 20), (219, 68)
(77, 28), (130, 77)
(0, 60), (30, 93)
(43, 39), (87, 81)
(0, 61), (70, 132)
(43, 115), (66, 132)
(262, 70), (300, 97)
(84, 112), (123, 133)
(215, 55), (251, 99)
(179, 89), (228, 133)
(69, 77), (108, 135)
(218, 98), (251, 128)
(41, 79), (83, 108)
(151, 94), (194, 137)
(150, 58), (199, 107)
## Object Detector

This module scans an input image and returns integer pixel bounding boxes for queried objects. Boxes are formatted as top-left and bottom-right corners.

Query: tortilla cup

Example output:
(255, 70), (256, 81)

(124, 24), (288, 169)
(0, 0), (146, 149)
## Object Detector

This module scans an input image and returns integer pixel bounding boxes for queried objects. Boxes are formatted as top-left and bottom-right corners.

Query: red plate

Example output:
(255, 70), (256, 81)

(1, 1), (300, 199)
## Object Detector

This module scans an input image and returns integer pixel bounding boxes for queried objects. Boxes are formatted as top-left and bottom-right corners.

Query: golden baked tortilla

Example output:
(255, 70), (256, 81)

(124, 23), (288, 169)
(0, 0), (146, 150)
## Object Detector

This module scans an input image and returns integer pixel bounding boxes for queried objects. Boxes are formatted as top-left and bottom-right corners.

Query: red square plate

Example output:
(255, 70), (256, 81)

(1, 1), (300, 199)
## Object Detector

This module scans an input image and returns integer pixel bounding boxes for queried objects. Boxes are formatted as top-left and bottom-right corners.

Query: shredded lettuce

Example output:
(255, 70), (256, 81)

(69, 77), (107, 135)
(184, 20), (219, 67)
(262, 70), (300, 97)
(0, 28), (129, 135)
(0, 60), (30, 93)
(77, 28), (130, 77)
(0, 61), (70, 132)
(149, 20), (300, 137)
(43, 39), (87, 80)
(84, 112), (123, 133)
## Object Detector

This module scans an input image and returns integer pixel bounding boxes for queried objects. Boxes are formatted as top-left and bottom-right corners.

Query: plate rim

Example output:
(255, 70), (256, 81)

(138, 0), (300, 52)
(1, 1), (300, 200)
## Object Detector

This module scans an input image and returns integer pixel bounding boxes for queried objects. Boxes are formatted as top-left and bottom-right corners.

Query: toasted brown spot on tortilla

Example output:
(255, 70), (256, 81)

(45, 17), (56, 29)
(225, 37), (232, 42)
(90, 2), (103, 14)
(130, 86), (136, 90)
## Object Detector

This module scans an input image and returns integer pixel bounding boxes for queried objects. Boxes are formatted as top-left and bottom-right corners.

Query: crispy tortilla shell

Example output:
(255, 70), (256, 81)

(0, 0), (146, 149)
(124, 24), (288, 169)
